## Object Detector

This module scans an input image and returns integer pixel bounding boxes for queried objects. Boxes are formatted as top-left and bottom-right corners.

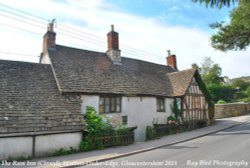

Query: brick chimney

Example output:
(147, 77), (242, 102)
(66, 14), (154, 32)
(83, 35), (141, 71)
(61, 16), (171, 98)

(40, 19), (56, 64)
(166, 50), (177, 69)
(106, 25), (121, 65)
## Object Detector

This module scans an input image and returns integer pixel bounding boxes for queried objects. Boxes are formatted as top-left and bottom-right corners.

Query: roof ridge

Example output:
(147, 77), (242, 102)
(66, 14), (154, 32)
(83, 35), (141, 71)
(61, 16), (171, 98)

(0, 59), (48, 67)
(168, 68), (195, 75)
(56, 44), (105, 55)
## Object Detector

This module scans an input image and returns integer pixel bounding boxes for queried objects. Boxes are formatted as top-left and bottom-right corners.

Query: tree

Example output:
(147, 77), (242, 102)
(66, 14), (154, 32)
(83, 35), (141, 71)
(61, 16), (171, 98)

(191, 63), (201, 73)
(193, 0), (250, 51)
(246, 86), (250, 97)
(232, 79), (250, 90)
(193, 57), (223, 85)
(193, 0), (246, 8)
(207, 83), (234, 102)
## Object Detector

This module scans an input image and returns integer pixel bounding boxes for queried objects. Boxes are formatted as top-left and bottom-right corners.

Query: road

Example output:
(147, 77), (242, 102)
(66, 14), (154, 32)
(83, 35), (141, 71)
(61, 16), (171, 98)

(83, 121), (250, 168)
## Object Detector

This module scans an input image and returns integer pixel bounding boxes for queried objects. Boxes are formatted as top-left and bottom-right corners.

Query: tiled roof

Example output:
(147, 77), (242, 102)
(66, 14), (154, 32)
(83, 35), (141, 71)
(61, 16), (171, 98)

(168, 69), (197, 96)
(0, 60), (83, 134)
(48, 45), (177, 97)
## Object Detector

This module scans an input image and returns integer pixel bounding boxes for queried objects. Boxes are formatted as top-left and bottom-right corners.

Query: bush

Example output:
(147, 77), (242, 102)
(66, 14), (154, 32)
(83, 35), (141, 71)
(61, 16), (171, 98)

(146, 126), (157, 140)
(239, 97), (250, 103)
(217, 99), (226, 104)
(246, 86), (250, 97)
(115, 126), (131, 136)
(80, 106), (132, 151)
(167, 115), (176, 122)
(207, 83), (234, 102)
(84, 106), (114, 137)
(79, 140), (97, 151)
(232, 79), (250, 91)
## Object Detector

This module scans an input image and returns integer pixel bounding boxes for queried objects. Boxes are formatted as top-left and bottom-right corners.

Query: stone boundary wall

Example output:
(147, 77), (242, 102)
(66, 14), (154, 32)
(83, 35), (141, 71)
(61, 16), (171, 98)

(215, 102), (250, 119)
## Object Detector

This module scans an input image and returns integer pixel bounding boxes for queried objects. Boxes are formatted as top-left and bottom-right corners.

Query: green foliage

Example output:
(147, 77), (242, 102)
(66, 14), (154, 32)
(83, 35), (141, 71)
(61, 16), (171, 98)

(146, 119), (207, 141)
(80, 106), (132, 151)
(207, 83), (234, 102)
(232, 79), (250, 91)
(217, 99), (226, 104)
(194, 0), (250, 51)
(167, 115), (176, 122)
(84, 106), (114, 137)
(146, 126), (157, 141)
(115, 125), (131, 135)
(239, 97), (250, 103)
(202, 64), (222, 84)
(235, 91), (247, 100)
(170, 98), (182, 123)
(192, 68), (215, 120)
(6, 155), (32, 162)
(198, 57), (223, 85)
(193, 0), (242, 8)
(246, 86), (250, 97)
(211, 1), (250, 51)
(79, 139), (98, 151)
(52, 147), (77, 156)
(191, 63), (201, 73)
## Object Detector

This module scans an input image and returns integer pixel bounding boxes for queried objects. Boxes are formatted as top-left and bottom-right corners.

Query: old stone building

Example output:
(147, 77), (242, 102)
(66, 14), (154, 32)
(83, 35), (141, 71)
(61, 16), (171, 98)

(0, 22), (212, 159)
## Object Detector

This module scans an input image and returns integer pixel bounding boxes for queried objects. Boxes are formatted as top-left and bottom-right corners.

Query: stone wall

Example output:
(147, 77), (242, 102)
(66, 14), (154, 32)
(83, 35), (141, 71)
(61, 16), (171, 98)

(215, 102), (250, 119)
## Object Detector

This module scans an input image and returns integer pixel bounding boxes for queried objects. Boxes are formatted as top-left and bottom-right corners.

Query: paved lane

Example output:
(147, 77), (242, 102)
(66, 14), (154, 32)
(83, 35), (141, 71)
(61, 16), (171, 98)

(83, 121), (250, 168)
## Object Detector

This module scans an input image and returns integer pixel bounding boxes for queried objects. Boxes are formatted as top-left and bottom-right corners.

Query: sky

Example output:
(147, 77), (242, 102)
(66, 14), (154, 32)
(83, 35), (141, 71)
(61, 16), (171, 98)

(0, 0), (249, 78)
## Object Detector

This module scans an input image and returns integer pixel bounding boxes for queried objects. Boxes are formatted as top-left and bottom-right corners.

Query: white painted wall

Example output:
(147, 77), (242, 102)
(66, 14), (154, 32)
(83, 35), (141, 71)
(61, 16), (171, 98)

(0, 132), (82, 159)
(122, 97), (173, 141)
(81, 95), (99, 114)
(80, 95), (174, 141)
(35, 132), (82, 157)
(0, 137), (32, 160)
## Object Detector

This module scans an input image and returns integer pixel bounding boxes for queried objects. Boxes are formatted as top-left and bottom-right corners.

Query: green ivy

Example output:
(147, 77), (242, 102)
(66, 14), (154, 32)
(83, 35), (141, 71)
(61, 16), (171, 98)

(170, 98), (182, 123)
(194, 70), (215, 121)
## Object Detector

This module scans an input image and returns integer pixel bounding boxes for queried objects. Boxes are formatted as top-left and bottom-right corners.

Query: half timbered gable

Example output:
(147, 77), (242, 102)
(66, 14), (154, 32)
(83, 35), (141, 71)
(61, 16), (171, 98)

(183, 77), (209, 121)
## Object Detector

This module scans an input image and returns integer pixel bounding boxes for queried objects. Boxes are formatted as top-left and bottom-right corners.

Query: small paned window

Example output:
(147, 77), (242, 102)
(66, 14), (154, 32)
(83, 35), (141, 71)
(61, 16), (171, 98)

(122, 116), (128, 125)
(99, 96), (121, 113)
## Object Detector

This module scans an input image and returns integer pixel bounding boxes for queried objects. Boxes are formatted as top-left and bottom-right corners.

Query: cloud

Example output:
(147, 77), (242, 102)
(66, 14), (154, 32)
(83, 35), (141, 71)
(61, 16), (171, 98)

(0, 0), (249, 78)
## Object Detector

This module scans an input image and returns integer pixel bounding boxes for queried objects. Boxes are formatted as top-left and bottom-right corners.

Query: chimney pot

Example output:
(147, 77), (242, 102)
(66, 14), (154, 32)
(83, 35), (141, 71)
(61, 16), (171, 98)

(111, 24), (114, 31)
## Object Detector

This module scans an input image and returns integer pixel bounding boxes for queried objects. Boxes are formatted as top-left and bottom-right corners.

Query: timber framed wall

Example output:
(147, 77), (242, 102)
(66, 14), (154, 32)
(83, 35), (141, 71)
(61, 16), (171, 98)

(182, 78), (209, 121)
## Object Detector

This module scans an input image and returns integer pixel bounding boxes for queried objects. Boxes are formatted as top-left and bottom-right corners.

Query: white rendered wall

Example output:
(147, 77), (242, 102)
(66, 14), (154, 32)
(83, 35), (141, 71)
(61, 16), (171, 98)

(80, 95), (174, 141)
(81, 95), (99, 114)
(0, 137), (32, 160)
(122, 97), (173, 141)
(0, 132), (82, 159)
(35, 132), (82, 157)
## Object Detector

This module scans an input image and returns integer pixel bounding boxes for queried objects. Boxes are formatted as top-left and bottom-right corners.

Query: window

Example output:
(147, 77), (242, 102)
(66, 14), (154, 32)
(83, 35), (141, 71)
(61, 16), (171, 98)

(99, 96), (121, 113)
(122, 116), (128, 125)
(156, 98), (165, 112)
